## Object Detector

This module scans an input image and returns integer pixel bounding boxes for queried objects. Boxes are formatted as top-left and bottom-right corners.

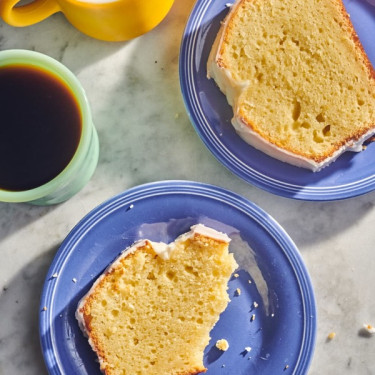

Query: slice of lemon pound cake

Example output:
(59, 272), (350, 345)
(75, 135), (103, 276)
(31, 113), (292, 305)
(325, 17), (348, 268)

(76, 224), (238, 375)
(207, 0), (375, 171)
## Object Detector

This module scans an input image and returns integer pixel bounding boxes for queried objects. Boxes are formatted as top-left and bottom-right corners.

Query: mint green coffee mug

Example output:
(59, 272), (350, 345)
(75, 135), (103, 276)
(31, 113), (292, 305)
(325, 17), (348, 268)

(0, 50), (99, 205)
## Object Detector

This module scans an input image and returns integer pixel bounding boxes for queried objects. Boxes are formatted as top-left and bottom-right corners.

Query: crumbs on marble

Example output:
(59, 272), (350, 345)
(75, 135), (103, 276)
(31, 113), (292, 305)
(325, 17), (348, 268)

(126, 204), (134, 212)
(216, 339), (229, 351)
(363, 324), (375, 334)
(327, 332), (336, 340)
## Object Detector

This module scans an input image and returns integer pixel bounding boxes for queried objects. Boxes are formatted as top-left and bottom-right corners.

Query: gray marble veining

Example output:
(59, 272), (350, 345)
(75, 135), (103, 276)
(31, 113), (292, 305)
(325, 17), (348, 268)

(1, 1), (375, 374)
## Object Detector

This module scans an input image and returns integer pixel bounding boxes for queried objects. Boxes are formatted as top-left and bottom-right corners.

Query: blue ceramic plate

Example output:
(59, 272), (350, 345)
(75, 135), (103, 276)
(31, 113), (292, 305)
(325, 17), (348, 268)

(179, 0), (375, 200)
(40, 181), (316, 375)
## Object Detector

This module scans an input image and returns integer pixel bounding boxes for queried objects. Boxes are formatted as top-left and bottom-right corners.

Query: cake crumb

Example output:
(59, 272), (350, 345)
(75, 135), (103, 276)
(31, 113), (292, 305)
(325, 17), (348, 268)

(251, 314), (256, 322)
(253, 301), (259, 308)
(236, 288), (241, 296)
(72, 278), (77, 283)
(233, 273), (239, 278)
(248, 279), (252, 284)
(327, 332), (336, 340)
(216, 339), (229, 351)
(363, 324), (375, 334)
(221, 364), (226, 368)
(52, 273), (58, 278)
(42, 306), (47, 311)
(244, 346), (251, 352)
(284, 364), (289, 371)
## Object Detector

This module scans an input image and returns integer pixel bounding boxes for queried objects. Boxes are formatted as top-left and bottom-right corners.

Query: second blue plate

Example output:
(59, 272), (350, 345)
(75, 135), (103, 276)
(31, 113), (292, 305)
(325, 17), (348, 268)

(179, 0), (375, 200)
(40, 181), (316, 374)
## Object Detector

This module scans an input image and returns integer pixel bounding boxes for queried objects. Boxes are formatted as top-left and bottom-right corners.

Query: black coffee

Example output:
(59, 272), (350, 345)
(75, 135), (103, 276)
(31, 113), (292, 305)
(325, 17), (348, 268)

(0, 64), (82, 191)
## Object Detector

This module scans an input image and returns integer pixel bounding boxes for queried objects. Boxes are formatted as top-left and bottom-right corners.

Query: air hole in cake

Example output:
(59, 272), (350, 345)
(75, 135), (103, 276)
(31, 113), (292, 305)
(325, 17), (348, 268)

(313, 130), (324, 143)
(197, 318), (203, 324)
(101, 300), (107, 307)
(291, 37), (300, 46)
(301, 122), (311, 129)
(316, 113), (325, 122)
(166, 270), (176, 280)
(279, 36), (287, 45)
(322, 125), (331, 136)
(184, 265), (194, 274)
(111, 309), (119, 317)
(147, 272), (156, 280)
(292, 100), (301, 121)
(358, 99), (365, 106)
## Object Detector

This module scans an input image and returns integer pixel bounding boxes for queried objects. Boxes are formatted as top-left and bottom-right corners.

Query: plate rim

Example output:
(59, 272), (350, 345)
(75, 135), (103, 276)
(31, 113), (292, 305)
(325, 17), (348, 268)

(39, 180), (317, 374)
(179, 0), (375, 201)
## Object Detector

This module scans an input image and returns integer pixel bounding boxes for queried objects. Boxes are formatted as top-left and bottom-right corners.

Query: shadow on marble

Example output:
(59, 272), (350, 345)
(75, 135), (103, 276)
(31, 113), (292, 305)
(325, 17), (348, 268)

(0, 203), (58, 243)
(276, 190), (375, 248)
(0, 13), (127, 73)
(0, 245), (58, 374)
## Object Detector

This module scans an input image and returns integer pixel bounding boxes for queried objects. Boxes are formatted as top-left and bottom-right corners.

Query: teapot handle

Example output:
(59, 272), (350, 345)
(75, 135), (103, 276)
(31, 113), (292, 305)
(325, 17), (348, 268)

(0, 0), (60, 27)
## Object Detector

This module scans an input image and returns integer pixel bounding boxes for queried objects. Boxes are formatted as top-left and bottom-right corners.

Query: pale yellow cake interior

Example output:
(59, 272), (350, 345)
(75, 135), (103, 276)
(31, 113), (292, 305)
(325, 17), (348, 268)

(218, 0), (375, 161)
(80, 233), (237, 375)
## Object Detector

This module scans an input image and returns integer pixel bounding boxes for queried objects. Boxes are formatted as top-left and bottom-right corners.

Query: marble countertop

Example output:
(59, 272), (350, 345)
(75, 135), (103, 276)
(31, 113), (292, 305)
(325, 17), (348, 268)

(1, 1), (375, 374)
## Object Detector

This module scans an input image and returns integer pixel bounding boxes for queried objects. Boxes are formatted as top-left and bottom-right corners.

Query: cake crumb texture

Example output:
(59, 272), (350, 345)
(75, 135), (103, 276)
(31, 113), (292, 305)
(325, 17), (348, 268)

(216, 339), (230, 351)
(77, 227), (237, 375)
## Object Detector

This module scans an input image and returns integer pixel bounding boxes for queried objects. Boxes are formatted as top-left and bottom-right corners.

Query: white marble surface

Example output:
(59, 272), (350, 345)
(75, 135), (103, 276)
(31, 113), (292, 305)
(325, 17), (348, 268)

(1, 1), (375, 374)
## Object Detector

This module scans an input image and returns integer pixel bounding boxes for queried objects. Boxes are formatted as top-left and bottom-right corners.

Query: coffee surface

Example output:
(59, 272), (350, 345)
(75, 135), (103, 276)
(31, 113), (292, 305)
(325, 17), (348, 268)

(0, 64), (82, 191)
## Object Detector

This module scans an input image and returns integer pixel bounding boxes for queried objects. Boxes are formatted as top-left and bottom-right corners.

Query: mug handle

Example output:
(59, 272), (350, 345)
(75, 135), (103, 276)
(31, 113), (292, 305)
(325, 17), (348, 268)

(0, 0), (60, 27)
